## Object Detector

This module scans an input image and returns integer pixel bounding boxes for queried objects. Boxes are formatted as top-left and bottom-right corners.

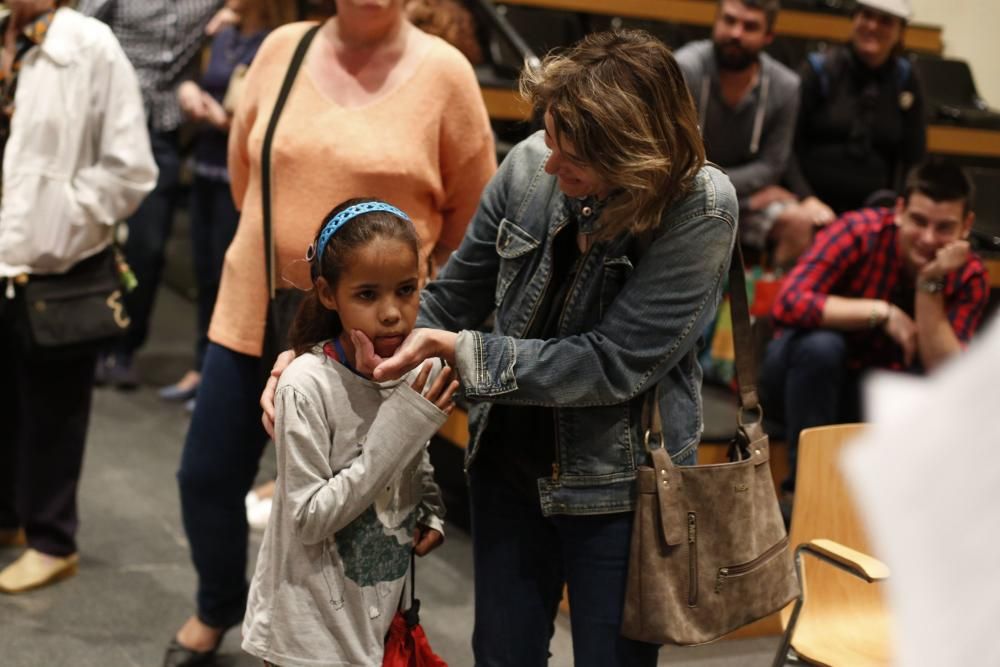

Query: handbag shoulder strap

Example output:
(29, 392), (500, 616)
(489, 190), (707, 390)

(261, 24), (321, 299)
(644, 242), (760, 450)
(728, 243), (759, 411)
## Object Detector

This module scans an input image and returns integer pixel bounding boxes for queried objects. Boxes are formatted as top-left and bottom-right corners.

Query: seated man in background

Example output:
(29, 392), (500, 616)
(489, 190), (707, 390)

(676, 0), (833, 268)
(760, 160), (989, 494)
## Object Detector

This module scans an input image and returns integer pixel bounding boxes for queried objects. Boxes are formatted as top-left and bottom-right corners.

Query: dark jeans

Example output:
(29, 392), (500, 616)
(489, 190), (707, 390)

(115, 128), (181, 357)
(758, 329), (862, 492)
(189, 175), (239, 370)
(469, 468), (660, 667)
(176, 342), (271, 628)
(0, 293), (96, 556)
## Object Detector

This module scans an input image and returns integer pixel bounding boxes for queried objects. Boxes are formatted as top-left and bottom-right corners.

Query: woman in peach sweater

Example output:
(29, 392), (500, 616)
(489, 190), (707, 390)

(164, 1), (495, 663)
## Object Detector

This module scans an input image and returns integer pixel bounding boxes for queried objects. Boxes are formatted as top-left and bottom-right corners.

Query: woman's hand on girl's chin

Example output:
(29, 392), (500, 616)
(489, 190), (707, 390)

(372, 329), (457, 382)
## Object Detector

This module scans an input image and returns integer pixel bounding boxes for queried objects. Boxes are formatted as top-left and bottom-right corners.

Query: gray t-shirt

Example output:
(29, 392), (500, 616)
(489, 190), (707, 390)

(675, 40), (800, 200)
(242, 345), (448, 667)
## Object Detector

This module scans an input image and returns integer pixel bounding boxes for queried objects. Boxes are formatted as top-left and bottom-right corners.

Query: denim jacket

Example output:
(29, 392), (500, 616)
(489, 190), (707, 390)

(418, 131), (738, 515)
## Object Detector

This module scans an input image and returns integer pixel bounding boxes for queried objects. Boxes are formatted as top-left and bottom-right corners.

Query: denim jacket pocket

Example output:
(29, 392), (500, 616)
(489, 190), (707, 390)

(599, 255), (634, 320)
(494, 218), (540, 307)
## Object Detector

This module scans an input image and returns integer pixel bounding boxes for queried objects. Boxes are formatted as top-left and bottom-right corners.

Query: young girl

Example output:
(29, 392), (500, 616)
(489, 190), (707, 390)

(241, 198), (458, 666)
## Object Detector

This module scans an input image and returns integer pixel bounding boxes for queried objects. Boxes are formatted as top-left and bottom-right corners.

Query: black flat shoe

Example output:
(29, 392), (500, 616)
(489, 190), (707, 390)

(161, 629), (229, 667)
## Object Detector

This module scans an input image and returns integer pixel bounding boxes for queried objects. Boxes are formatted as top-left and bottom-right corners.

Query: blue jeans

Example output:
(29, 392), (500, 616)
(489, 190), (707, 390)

(758, 329), (861, 492)
(469, 468), (660, 667)
(176, 342), (270, 628)
(116, 128), (181, 356)
(189, 175), (239, 370)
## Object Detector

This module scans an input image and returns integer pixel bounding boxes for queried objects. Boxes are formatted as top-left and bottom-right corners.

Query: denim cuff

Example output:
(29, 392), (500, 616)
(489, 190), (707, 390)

(455, 330), (518, 398)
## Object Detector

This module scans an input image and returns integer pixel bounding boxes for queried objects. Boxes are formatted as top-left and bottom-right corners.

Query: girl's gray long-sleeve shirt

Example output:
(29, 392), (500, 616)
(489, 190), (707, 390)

(243, 346), (447, 667)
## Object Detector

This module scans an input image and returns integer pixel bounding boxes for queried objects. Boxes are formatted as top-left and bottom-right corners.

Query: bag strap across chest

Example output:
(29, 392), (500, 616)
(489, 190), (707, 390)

(261, 24), (320, 299)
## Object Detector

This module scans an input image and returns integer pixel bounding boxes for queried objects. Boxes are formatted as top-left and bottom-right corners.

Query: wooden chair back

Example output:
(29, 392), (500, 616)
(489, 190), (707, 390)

(780, 423), (893, 667)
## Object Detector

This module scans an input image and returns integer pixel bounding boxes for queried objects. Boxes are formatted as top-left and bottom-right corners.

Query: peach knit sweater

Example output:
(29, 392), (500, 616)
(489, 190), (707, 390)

(210, 22), (496, 357)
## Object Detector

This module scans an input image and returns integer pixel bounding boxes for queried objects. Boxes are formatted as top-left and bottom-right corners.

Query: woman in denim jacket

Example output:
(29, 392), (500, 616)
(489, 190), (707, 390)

(265, 29), (738, 667)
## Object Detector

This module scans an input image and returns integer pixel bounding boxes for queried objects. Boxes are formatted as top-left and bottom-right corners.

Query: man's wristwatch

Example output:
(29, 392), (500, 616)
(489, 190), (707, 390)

(916, 277), (946, 294)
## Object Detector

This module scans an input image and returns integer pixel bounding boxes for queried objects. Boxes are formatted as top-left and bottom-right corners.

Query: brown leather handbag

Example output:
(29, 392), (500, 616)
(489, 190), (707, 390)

(621, 244), (799, 646)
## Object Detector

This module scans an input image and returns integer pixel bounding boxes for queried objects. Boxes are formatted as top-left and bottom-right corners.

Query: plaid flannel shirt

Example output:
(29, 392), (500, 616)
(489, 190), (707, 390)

(772, 207), (990, 372)
(76, 0), (222, 132)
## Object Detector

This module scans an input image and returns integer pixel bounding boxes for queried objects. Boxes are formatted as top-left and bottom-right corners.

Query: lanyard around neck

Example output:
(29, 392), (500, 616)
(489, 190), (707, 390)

(323, 338), (358, 375)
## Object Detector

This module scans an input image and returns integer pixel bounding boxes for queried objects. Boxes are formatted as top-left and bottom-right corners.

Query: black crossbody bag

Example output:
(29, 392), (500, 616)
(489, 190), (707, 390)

(14, 246), (130, 359)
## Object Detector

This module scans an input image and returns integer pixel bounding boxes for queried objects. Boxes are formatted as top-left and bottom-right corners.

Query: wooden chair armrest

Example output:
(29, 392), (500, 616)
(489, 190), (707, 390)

(799, 538), (890, 582)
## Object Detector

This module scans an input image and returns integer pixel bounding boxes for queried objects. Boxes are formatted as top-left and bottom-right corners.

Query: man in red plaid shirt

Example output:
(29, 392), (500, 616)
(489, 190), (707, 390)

(760, 160), (989, 493)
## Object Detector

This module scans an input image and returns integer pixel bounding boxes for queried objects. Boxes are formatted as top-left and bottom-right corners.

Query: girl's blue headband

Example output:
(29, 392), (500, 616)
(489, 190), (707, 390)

(307, 201), (411, 278)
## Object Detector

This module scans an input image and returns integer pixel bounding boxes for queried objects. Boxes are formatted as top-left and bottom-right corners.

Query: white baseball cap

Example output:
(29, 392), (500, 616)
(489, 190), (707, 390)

(856, 0), (913, 21)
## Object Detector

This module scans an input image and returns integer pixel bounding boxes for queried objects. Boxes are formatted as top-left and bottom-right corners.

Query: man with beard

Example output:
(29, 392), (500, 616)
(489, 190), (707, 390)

(677, 0), (828, 267)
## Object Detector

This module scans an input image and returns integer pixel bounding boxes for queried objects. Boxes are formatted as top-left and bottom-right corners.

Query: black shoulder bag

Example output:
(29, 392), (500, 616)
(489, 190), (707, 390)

(14, 246), (131, 360)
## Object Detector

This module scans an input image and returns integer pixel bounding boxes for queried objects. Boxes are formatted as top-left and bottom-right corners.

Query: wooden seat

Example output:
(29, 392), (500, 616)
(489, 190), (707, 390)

(772, 423), (893, 667)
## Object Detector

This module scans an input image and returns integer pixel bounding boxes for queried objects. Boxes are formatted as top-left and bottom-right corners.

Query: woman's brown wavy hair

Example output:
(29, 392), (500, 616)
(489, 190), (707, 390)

(520, 29), (705, 240)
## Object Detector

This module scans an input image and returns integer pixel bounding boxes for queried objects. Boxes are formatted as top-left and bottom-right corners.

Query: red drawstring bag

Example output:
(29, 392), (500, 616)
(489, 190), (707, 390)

(382, 552), (447, 667)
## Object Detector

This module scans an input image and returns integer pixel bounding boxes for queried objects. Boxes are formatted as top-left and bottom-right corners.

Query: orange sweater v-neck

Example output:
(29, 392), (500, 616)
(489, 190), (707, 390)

(210, 22), (496, 357)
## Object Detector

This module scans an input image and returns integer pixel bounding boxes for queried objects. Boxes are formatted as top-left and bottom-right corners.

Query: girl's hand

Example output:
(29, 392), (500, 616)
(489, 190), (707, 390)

(373, 328), (457, 381)
(260, 349), (296, 438)
(349, 330), (384, 377)
(413, 525), (444, 556)
(409, 362), (459, 414)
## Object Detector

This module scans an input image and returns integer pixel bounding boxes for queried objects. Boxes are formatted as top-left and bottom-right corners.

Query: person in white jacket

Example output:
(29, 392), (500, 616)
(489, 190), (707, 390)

(0, 0), (157, 594)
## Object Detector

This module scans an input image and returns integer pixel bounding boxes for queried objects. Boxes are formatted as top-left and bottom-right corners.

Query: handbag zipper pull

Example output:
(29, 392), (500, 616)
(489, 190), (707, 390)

(4, 277), (13, 299)
(715, 568), (729, 593)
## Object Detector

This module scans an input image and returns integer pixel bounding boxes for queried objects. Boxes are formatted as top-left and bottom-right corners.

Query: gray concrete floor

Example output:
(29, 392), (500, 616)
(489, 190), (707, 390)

(0, 284), (782, 666)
